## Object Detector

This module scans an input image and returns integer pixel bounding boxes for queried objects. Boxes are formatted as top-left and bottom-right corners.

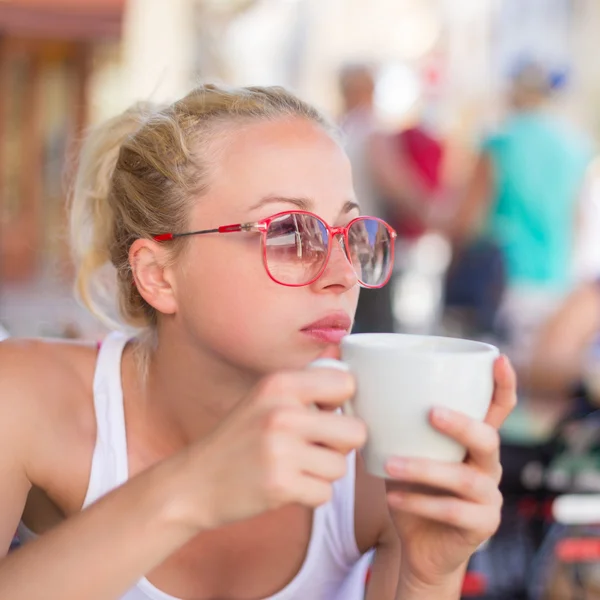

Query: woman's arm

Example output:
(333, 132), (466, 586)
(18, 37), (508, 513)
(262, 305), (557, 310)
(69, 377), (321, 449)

(354, 452), (401, 600)
(0, 454), (205, 600)
(0, 343), (208, 600)
(524, 282), (600, 396)
(0, 343), (366, 600)
(356, 462), (464, 600)
(367, 132), (430, 222)
(446, 152), (493, 245)
(393, 566), (465, 600)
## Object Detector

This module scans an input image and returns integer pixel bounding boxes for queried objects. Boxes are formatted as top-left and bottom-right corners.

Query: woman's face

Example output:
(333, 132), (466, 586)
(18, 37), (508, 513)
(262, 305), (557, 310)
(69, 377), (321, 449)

(171, 117), (362, 375)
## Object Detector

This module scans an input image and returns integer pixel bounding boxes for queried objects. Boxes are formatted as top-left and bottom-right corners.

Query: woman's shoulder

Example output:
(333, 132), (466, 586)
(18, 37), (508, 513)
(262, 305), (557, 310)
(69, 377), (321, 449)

(0, 337), (98, 427)
(0, 335), (97, 382)
(0, 338), (102, 512)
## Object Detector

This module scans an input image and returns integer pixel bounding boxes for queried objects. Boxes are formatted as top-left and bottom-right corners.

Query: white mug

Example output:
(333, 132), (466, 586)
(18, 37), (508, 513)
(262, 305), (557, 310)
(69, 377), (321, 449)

(311, 333), (499, 478)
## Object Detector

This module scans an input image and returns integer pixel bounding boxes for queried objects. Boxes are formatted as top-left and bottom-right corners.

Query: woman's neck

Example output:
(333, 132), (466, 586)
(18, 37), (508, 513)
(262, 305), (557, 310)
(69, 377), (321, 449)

(126, 330), (262, 448)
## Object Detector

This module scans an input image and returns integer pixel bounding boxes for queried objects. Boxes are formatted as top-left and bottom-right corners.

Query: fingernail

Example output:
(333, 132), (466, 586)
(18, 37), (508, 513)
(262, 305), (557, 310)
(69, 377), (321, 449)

(434, 407), (452, 423)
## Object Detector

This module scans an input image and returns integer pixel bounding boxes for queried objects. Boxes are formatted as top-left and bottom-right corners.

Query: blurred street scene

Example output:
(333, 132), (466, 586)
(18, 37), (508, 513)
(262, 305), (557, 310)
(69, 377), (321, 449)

(4, 0), (600, 598)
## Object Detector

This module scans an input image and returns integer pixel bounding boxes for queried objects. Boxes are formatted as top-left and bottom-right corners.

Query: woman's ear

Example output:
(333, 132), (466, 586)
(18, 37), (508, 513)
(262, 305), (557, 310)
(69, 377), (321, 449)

(129, 238), (178, 315)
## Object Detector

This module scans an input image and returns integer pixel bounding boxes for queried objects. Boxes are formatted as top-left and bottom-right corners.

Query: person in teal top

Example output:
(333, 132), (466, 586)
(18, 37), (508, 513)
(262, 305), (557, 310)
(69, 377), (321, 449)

(450, 62), (593, 366)
(483, 109), (591, 292)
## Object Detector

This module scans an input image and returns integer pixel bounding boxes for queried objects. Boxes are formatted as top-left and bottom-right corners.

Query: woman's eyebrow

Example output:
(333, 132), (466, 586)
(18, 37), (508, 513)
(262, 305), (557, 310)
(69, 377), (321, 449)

(342, 200), (361, 214)
(249, 195), (312, 211)
(250, 195), (360, 215)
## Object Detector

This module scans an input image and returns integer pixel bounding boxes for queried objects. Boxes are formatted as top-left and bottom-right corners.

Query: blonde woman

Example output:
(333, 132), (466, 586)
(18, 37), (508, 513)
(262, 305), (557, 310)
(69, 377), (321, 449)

(0, 85), (515, 600)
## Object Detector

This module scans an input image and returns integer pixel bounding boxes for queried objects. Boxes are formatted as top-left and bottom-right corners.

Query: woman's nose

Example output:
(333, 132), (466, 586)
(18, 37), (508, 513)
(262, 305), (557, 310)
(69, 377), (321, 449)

(317, 234), (358, 290)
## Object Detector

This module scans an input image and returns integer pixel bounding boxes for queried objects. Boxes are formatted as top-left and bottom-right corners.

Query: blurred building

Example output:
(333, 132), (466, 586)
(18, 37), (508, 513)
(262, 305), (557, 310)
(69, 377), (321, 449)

(0, 0), (125, 284)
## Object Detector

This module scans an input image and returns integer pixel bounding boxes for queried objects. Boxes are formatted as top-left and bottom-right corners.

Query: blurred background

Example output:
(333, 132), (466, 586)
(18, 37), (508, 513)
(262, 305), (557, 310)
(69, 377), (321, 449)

(4, 1), (600, 598)
(2, 0), (600, 339)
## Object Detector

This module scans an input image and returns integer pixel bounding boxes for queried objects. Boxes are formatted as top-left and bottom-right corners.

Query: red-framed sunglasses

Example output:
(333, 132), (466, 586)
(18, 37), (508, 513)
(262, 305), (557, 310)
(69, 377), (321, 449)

(153, 210), (397, 288)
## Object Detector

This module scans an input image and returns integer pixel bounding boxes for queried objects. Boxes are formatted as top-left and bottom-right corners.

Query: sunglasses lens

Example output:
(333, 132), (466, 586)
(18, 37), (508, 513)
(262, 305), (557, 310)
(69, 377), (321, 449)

(347, 218), (393, 287)
(265, 213), (329, 285)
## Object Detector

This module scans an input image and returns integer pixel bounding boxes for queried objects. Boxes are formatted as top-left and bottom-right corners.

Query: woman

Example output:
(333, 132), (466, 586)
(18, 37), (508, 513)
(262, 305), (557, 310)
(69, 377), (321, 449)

(0, 84), (515, 599)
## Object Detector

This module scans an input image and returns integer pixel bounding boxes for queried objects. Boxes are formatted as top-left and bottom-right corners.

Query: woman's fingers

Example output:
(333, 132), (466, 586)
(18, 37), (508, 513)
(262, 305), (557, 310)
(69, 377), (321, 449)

(268, 442), (349, 508)
(387, 490), (502, 539)
(296, 441), (348, 481)
(267, 407), (367, 454)
(485, 355), (517, 429)
(259, 368), (355, 411)
(385, 457), (500, 504)
(429, 408), (502, 480)
(291, 475), (335, 508)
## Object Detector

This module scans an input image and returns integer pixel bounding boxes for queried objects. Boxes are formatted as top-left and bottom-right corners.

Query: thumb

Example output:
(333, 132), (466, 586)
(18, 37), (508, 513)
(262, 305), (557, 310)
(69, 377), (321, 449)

(317, 345), (341, 361)
(309, 344), (349, 413)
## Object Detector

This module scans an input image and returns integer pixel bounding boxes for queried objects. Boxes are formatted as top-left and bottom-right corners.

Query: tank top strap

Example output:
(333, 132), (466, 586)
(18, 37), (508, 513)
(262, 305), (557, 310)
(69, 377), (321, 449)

(82, 331), (131, 509)
(332, 449), (363, 565)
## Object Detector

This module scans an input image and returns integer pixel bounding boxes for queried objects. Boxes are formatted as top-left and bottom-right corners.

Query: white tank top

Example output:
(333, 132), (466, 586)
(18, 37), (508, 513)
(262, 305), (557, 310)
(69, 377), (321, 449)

(17, 332), (372, 599)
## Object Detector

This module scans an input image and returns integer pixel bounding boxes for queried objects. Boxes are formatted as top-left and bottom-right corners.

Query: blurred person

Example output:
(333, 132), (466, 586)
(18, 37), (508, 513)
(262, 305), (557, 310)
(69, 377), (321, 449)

(0, 84), (516, 600)
(523, 283), (600, 600)
(525, 280), (600, 401)
(338, 64), (433, 334)
(449, 62), (592, 365)
(389, 118), (446, 241)
(572, 156), (600, 281)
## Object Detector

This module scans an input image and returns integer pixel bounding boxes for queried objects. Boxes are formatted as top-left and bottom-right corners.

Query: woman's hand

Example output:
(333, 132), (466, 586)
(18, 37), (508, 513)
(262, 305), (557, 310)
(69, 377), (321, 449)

(384, 355), (517, 588)
(176, 364), (367, 532)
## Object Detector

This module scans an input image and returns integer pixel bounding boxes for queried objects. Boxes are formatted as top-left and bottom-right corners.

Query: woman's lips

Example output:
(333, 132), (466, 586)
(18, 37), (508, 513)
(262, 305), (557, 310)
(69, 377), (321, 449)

(301, 328), (349, 344)
(300, 312), (352, 344)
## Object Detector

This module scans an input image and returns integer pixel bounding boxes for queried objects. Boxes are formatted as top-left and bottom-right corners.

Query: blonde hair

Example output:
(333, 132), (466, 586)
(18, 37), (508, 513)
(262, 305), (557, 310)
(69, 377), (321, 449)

(69, 84), (336, 335)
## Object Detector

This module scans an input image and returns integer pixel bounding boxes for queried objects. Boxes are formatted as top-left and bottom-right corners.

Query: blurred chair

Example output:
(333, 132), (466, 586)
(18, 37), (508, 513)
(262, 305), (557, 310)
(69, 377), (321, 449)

(527, 493), (600, 599)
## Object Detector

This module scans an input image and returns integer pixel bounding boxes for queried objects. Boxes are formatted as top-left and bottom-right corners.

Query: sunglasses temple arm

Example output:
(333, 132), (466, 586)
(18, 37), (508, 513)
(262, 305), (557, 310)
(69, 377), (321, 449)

(219, 222), (265, 233)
